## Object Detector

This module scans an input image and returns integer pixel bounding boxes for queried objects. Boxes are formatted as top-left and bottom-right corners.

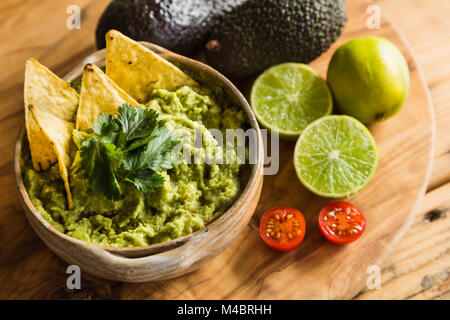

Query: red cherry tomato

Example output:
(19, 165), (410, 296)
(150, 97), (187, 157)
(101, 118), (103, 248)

(260, 207), (306, 251)
(318, 201), (366, 245)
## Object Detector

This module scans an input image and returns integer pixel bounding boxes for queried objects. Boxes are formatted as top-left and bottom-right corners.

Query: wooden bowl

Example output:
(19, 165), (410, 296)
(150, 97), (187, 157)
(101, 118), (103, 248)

(14, 43), (264, 282)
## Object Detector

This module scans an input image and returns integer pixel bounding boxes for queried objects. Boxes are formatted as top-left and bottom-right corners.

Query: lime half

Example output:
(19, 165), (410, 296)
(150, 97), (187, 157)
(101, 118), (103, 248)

(294, 115), (378, 198)
(251, 63), (332, 140)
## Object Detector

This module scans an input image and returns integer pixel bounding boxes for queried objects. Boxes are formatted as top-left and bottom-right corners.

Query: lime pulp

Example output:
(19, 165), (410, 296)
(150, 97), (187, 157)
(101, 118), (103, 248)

(250, 63), (332, 140)
(294, 115), (379, 198)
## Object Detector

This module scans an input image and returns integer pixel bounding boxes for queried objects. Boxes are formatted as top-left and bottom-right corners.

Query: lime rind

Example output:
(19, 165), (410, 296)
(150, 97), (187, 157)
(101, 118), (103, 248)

(294, 115), (379, 198)
(250, 63), (333, 140)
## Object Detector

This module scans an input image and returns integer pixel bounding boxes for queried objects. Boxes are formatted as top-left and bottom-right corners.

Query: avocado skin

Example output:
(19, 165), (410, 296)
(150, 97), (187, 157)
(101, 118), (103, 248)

(96, 0), (245, 56)
(205, 0), (347, 79)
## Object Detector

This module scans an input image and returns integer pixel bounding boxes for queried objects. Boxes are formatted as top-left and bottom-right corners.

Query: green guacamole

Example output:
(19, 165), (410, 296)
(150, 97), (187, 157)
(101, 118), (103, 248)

(22, 86), (249, 247)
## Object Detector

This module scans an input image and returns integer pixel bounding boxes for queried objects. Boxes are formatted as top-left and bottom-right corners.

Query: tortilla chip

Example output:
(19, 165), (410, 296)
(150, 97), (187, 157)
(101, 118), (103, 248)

(25, 107), (57, 171)
(25, 59), (79, 171)
(24, 58), (79, 209)
(76, 63), (139, 131)
(105, 29), (198, 103)
(28, 106), (75, 209)
(25, 59), (79, 122)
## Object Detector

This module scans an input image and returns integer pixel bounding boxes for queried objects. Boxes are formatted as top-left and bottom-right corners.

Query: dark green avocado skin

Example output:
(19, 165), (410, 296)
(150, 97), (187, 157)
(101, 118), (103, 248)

(205, 0), (347, 79)
(96, 0), (245, 56)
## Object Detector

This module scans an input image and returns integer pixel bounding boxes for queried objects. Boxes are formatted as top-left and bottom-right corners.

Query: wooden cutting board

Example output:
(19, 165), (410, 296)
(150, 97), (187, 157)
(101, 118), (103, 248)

(115, 0), (434, 299)
(0, 0), (434, 299)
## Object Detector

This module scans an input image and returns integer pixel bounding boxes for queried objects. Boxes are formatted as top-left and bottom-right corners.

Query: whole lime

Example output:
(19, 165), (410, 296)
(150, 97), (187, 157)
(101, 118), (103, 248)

(327, 37), (409, 124)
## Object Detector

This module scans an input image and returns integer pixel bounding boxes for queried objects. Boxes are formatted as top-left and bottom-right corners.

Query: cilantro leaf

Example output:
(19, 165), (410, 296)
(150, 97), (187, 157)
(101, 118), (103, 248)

(142, 123), (179, 171)
(122, 123), (179, 173)
(124, 169), (165, 193)
(123, 134), (156, 153)
(79, 103), (179, 201)
(80, 137), (123, 200)
(80, 137), (99, 177)
(116, 103), (159, 150)
(93, 113), (119, 144)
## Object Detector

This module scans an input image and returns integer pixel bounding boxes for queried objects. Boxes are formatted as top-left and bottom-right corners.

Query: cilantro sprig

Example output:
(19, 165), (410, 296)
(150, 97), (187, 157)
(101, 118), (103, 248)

(80, 103), (179, 200)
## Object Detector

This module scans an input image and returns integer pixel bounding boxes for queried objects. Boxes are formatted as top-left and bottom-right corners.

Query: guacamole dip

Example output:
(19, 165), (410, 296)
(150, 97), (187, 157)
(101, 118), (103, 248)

(22, 86), (249, 247)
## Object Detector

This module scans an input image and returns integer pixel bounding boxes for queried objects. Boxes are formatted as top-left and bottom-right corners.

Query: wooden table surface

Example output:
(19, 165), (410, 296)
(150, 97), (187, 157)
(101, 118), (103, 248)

(0, 0), (448, 299)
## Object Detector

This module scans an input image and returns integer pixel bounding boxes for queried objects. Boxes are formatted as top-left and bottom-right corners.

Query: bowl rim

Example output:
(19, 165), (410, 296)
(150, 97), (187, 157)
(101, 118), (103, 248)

(14, 42), (263, 257)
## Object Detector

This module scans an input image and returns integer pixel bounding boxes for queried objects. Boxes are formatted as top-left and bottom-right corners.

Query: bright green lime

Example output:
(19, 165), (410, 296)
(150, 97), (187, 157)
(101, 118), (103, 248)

(327, 36), (410, 124)
(294, 115), (378, 198)
(251, 63), (332, 140)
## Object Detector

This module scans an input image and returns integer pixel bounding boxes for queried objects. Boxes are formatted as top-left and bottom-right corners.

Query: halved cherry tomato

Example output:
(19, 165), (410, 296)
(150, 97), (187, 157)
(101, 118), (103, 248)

(260, 207), (306, 251)
(318, 201), (366, 245)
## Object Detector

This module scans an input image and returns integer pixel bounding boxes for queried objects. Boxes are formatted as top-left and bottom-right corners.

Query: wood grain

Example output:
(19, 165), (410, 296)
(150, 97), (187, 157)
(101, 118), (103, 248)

(357, 0), (450, 299)
(356, 183), (450, 299)
(0, 0), (447, 299)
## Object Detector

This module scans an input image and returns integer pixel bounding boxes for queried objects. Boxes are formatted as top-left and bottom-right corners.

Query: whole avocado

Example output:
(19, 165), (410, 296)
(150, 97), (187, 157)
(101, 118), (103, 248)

(205, 0), (347, 79)
(96, 0), (245, 56)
